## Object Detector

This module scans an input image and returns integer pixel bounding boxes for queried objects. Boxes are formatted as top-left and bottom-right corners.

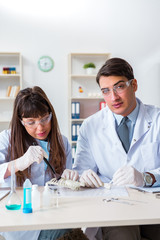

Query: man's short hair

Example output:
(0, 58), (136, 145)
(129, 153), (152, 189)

(96, 57), (134, 85)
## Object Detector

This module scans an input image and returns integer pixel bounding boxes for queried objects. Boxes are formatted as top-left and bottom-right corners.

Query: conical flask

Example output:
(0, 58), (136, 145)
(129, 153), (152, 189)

(5, 161), (21, 210)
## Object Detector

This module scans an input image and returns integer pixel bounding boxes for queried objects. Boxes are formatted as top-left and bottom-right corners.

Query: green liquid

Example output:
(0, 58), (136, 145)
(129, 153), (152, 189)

(5, 204), (21, 210)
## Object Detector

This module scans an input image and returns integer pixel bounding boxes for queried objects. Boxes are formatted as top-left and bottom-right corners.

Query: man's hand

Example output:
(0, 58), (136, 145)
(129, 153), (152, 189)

(112, 165), (144, 187)
(80, 169), (102, 188)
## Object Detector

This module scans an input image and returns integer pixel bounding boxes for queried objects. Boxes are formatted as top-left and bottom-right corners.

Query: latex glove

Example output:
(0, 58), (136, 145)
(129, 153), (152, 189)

(61, 169), (79, 181)
(16, 146), (46, 171)
(112, 165), (144, 187)
(79, 169), (103, 188)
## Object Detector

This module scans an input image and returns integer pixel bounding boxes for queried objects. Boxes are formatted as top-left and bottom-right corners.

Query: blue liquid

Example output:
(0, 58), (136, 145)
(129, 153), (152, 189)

(23, 188), (32, 208)
(5, 204), (21, 210)
(23, 179), (32, 213)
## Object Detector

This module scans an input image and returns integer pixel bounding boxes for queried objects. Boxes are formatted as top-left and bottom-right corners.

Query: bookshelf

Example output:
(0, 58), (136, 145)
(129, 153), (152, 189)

(68, 53), (111, 162)
(0, 52), (22, 132)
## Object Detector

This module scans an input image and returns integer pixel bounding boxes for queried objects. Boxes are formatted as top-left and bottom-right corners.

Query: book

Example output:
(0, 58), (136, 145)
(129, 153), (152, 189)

(8, 85), (20, 97)
(14, 86), (20, 97)
(9, 86), (16, 97)
(6, 86), (12, 97)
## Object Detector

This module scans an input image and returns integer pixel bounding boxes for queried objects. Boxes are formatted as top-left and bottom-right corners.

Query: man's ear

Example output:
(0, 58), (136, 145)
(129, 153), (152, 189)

(132, 79), (138, 92)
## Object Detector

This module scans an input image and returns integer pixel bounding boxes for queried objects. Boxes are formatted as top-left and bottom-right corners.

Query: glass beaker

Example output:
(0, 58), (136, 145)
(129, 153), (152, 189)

(5, 161), (21, 210)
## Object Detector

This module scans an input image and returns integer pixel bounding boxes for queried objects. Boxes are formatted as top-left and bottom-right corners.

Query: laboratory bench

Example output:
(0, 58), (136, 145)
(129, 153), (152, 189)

(0, 186), (160, 232)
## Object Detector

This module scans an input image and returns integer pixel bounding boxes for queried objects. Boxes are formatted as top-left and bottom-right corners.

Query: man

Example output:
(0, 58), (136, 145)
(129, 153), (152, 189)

(73, 58), (160, 240)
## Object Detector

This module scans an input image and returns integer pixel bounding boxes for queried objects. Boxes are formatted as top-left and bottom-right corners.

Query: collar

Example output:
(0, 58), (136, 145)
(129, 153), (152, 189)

(113, 99), (140, 125)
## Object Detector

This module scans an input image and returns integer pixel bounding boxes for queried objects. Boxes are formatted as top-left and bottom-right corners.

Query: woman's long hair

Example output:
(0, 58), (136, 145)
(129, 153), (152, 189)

(10, 86), (66, 186)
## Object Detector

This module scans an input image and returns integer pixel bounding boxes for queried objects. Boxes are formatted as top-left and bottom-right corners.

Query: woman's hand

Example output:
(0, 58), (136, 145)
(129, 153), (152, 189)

(61, 169), (79, 181)
(15, 146), (45, 171)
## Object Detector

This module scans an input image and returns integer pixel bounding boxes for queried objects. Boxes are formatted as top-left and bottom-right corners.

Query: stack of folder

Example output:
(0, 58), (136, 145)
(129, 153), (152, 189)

(72, 124), (81, 141)
(71, 102), (80, 119)
(72, 145), (76, 163)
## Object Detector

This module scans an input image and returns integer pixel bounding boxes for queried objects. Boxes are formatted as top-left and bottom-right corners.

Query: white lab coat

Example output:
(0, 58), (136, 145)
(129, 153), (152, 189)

(74, 98), (160, 185)
(0, 130), (72, 240)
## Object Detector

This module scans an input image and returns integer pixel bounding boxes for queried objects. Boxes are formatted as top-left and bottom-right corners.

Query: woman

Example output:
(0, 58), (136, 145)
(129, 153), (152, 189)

(0, 86), (79, 240)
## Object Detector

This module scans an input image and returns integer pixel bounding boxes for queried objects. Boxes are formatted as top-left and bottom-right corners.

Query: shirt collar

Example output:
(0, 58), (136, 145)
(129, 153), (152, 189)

(113, 99), (140, 125)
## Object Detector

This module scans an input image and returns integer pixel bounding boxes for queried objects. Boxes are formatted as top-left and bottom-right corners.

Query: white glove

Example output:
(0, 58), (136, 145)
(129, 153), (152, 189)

(61, 169), (79, 181)
(16, 146), (46, 171)
(79, 169), (102, 188)
(112, 165), (144, 187)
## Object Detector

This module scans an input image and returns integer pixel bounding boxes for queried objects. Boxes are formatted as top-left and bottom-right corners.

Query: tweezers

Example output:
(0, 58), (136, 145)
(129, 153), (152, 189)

(103, 198), (134, 205)
(43, 157), (61, 180)
(33, 141), (61, 180)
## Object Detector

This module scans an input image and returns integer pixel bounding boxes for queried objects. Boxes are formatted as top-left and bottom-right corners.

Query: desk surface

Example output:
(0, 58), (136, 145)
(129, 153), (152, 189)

(0, 187), (160, 232)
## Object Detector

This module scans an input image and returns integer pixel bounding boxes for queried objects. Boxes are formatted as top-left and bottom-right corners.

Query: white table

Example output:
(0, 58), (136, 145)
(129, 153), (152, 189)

(0, 187), (160, 232)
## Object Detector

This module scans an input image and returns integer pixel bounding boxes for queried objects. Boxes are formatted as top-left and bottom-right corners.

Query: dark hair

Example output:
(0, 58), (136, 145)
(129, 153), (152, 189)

(96, 58), (134, 85)
(10, 86), (66, 186)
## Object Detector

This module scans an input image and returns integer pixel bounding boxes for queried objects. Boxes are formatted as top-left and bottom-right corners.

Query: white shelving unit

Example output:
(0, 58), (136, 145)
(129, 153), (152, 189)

(0, 52), (22, 132)
(68, 53), (111, 160)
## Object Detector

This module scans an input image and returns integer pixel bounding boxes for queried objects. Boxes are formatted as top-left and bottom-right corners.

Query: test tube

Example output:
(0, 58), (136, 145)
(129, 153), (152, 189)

(23, 179), (32, 213)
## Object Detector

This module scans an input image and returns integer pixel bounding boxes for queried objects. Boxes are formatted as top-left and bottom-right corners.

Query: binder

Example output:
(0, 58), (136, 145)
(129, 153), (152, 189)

(72, 145), (76, 163)
(76, 124), (80, 138)
(71, 102), (80, 119)
(71, 123), (82, 141)
(71, 102), (76, 118)
(72, 124), (77, 141)
(75, 102), (80, 119)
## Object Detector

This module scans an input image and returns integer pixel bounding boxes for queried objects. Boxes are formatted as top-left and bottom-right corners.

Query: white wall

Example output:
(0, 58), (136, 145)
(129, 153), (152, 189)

(0, 0), (160, 137)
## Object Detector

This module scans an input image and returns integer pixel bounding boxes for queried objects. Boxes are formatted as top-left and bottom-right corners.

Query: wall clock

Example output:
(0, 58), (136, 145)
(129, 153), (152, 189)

(38, 56), (54, 72)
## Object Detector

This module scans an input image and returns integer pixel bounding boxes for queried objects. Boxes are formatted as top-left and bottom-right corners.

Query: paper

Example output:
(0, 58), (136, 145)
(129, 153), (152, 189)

(0, 189), (10, 200)
(50, 185), (129, 198)
(129, 185), (160, 193)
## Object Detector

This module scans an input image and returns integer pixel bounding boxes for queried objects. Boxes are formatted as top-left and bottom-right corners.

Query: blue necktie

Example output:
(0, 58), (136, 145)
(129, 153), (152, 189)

(117, 117), (130, 153)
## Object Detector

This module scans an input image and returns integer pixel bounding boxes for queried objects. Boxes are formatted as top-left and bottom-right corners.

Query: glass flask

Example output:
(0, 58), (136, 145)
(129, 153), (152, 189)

(5, 161), (21, 210)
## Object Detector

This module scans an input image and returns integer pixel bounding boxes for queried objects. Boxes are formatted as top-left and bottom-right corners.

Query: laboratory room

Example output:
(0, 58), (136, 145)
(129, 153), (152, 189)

(0, 0), (160, 240)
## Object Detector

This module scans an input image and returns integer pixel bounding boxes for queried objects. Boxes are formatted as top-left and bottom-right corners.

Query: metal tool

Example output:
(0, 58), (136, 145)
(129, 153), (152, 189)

(43, 157), (61, 180)
(33, 141), (61, 180)
(103, 197), (134, 205)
